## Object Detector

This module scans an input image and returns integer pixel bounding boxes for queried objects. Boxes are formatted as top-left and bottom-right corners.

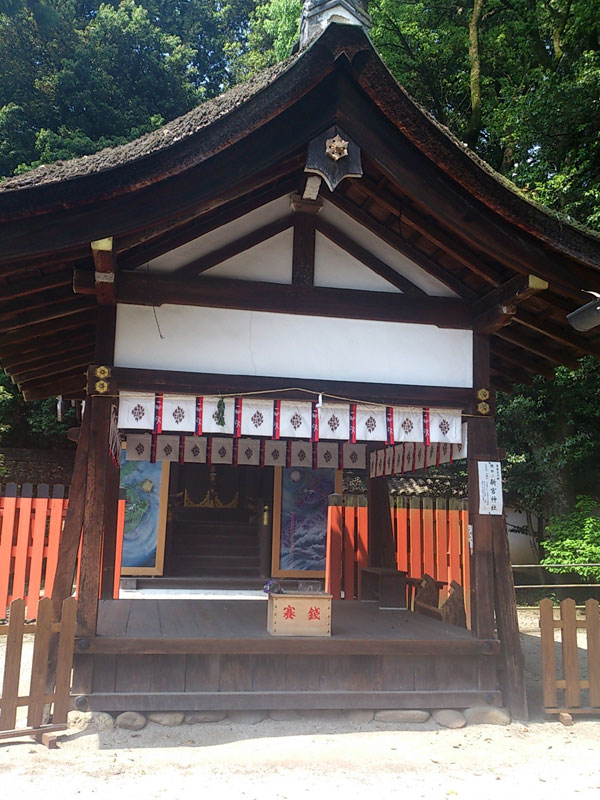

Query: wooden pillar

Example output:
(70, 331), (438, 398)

(367, 473), (395, 569)
(77, 303), (119, 635)
(467, 335), (496, 640)
(468, 334), (527, 719)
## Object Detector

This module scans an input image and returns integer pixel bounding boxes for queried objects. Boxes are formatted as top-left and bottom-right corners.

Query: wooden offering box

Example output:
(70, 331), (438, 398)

(267, 592), (332, 636)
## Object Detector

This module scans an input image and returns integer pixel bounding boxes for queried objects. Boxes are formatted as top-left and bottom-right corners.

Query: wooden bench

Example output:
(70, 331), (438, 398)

(360, 567), (407, 609)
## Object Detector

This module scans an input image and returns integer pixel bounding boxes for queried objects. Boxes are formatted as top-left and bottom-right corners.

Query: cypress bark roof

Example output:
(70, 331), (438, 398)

(0, 23), (599, 400)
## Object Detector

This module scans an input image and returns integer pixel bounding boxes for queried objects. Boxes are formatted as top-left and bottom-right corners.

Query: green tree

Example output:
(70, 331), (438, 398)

(541, 496), (600, 580)
(0, 370), (75, 448)
(496, 357), (600, 521)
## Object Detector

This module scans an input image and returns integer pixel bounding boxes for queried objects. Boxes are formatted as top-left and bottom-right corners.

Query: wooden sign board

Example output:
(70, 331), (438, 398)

(267, 592), (332, 637)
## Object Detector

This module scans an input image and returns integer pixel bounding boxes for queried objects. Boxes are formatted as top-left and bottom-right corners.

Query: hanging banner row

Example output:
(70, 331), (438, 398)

(126, 435), (368, 469)
(369, 423), (468, 477)
(118, 392), (463, 445)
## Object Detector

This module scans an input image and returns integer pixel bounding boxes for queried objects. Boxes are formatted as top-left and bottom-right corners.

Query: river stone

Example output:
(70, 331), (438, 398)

(67, 711), (114, 730)
(185, 711), (227, 724)
(147, 712), (185, 726)
(228, 711), (267, 725)
(432, 709), (466, 729)
(374, 709), (431, 723)
(464, 706), (511, 726)
(345, 710), (374, 723)
(115, 711), (147, 731)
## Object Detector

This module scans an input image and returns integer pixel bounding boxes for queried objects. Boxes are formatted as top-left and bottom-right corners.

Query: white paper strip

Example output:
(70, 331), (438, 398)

(319, 403), (350, 441)
(290, 441), (312, 468)
(343, 443), (366, 470)
(478, 461), (503, 515)
(240, 399), (274, 437)
(394, 444), (404, 474)
(161, 395), (196, 432)
(156, 435), (180, 462)
(202, 396), (235, 435)
(429, 408), (462, 444)
(385, 447), (394, 476)
(279, 401), (313, 439)
(403, 442), (415, 472)
(118, 392), (155, 430)
(356, 404), (387, 442)
(211, 437), (233, 464)
(183, 436), (207, 463)
(438, 442), (452, 465)
(452, 422), (468, 461)
(393, 406), (424, 442)
(126, 433), (152, 461)
(426, 442), (438, 468)
(317, 442), (339, 469)
(369, 450), (377, 478)
(237, 438), (260, 466)
(264, 440), (287, 466)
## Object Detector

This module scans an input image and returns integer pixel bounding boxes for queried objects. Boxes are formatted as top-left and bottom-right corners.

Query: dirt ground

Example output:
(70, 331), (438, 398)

(1, 609), (599, 798)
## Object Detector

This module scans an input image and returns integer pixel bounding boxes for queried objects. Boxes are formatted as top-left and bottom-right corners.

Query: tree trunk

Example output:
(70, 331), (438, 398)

(465, 0), (484, 149)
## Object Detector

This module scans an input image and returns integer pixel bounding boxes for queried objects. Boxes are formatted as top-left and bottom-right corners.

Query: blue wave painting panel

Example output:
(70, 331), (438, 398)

(120, 456), (163, 568)
(279, 468), (335, 571)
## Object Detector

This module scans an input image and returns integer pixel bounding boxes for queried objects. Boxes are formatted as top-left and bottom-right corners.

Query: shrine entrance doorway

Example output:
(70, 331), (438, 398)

(164, 463), (274, 581)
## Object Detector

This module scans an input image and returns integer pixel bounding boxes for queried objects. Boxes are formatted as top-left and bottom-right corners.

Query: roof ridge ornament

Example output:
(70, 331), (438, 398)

(304, 125), (363, 192)
(299, 0), (371, 50)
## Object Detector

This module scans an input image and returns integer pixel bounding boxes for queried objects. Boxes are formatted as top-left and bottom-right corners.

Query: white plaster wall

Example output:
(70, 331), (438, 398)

(314, 233), (401, 293)
(201, 229), (293, 284)
(115, 304), (473, 388)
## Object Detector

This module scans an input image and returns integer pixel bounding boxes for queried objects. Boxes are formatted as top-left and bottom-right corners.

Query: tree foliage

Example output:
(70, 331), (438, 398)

(541, 496), (600, 580)
(496, 357), (600, 519)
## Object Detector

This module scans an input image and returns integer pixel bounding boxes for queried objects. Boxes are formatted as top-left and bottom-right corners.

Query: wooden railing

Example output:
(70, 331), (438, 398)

(326, 495), (471, 618)
(0, 596), (76, 743)
(1, 483), (124, 620)
(540, 597), (600, 719)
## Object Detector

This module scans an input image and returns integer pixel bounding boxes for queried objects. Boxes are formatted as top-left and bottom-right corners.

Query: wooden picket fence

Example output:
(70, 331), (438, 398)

(1, 483), (125, 620)
(326, 495), (470, 619)
(0, 596), (76, 742)
(540, 597), (600, 716)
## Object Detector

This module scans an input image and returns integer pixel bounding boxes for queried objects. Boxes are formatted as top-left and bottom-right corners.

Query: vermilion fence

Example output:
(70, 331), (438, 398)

(1, 483), (125, 620)
(326, 495), (471, 620)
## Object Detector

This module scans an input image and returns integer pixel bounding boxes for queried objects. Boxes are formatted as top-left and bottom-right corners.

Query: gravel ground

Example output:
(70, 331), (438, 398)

(1, 609), (599, 798)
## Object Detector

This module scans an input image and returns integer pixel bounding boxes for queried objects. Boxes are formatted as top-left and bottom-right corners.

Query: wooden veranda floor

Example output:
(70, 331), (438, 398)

(73, 599), (501, 713)
(94, 598), (477, 648)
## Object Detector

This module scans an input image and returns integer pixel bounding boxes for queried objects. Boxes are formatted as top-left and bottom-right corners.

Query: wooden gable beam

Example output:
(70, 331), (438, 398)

(327, 190), (476, 298)
(114, 272), (472, 328)
(513, 308), (600, 358)
(0, 298), (96, 335)
(472, 274), (548, 334)
(357, 174), (506, 288)
(119, 172), (301, 270)
(172, 215), (294, 278)
(291, 194), (321, 286)
(0, 268), (72, 302)
(0, 308), (96, 349)
(315, 217), (427, 295)
(496, 327), (579, 370)
(91, 237), (116, 305)
(2, 343), (94, 378)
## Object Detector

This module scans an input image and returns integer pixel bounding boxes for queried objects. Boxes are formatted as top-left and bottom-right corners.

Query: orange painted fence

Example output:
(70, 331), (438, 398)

(1, 483), (125, 620)
(326, 494), (471, 617)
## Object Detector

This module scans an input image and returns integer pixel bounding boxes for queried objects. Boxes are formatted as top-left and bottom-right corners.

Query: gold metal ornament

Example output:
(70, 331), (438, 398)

(477, 388), (489, 401)
(477, 401), (490, 415)
(95, 379), (109, 394)
(325, 134), (349, 162)
(95, 365), (111, 379)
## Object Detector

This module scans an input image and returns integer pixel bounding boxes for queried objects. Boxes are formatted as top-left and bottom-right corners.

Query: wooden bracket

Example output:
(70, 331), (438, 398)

(91, 237), (116, 305)
(86, 365), (116, 397)
(473, 274), (548, 334)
